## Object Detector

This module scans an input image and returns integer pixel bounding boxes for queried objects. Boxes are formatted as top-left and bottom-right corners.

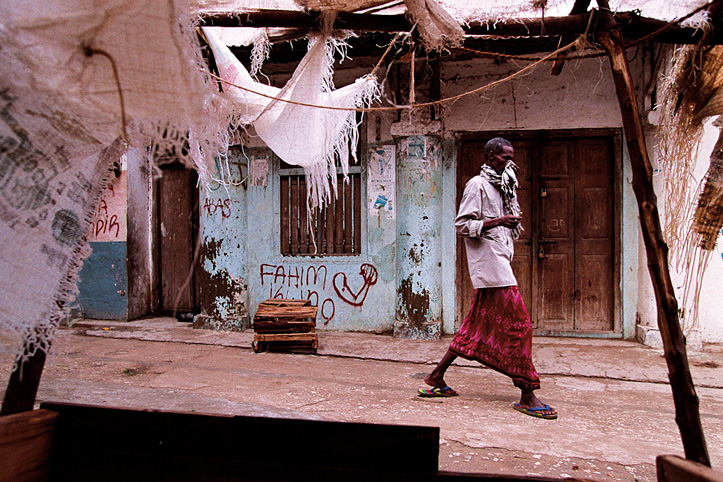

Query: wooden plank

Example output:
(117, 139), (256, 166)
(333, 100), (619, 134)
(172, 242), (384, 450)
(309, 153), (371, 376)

(326, 192), (335, 253)
(596, 0), (711, 466)
(315, 204), (325, 256)
(253, 325), (315, 334)
(0, 409), (57, 482)
(290, 176), (299, 254)
(281, 176), (290, 254)
(39, 402), (440, 481)
(255, 333), (317, 342)
(335, 179), (343, 254)
(1, 347), (46, 416)
(657, 455), (723, 482)
(353, 172), (361, 253)
(255, 307), (317, 319)
(258, 298), (311, 307)
(344, 176), (352, 253)
(299, 176), (308, 254)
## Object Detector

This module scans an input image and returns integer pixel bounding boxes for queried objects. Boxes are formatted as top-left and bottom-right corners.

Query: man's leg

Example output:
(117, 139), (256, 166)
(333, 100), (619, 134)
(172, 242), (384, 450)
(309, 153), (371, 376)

(424, 349), (458, 390)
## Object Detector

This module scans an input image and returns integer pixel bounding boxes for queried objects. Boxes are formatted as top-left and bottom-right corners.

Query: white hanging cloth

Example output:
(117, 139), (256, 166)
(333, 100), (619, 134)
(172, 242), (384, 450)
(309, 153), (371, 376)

(202, 25), (379, 209)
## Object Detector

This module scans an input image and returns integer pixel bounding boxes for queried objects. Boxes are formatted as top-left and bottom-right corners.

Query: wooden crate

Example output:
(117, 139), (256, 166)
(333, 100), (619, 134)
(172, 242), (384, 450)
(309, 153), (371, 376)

(253, 299), (318, 353)
(252, 332), (319, 353)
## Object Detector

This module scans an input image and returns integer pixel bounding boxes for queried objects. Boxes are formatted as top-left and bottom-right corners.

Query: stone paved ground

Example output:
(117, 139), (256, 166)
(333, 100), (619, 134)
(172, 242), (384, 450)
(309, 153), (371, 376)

(2, 318), (722, 481)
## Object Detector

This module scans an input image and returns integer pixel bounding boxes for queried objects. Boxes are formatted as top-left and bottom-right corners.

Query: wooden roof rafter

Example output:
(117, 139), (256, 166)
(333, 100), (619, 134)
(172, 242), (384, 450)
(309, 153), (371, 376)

(199, 7), (723, 47)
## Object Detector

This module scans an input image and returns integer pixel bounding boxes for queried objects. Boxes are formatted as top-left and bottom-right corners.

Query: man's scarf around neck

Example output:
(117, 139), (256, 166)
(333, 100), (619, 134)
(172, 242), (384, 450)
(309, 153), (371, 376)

(480, 162), (522, 238)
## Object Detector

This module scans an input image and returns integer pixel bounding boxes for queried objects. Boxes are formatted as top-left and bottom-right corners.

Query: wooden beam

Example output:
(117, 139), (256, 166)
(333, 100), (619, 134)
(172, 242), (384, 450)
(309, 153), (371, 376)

(551, 0), (593, 75)
(595, 0), (711, 468)
(199, 9), (723, 45)
(657, 455), (723, 482)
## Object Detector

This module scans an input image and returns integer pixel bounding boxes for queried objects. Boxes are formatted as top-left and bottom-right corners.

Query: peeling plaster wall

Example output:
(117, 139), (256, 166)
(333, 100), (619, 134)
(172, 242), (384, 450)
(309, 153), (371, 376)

(639, 119), (723, 346)
(394, 136), (444, 339)
(693, 121), (723, 343)
(442, 56), (621, 131)
(197, 150), (250, 330)
(76, 155), (130, 320)
(199, 142), (397, 333)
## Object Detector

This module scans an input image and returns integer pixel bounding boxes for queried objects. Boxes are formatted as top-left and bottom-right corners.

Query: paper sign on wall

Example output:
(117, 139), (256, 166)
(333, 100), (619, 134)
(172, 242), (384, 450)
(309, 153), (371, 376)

(250, 155), (269, 187)
(368, 145), (396, 219)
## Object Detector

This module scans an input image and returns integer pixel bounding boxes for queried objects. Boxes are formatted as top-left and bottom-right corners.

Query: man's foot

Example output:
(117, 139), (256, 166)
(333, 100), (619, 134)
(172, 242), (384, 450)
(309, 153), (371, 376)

(421, 374), (458, 397)
(418, 387), (458, 397)
(424, 374), (450, 390)
(515, 391), (557, 419)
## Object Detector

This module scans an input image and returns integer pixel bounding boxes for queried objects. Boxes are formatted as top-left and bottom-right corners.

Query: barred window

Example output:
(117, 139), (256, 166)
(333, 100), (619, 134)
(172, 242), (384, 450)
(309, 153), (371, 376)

(280, 160), (362, 256)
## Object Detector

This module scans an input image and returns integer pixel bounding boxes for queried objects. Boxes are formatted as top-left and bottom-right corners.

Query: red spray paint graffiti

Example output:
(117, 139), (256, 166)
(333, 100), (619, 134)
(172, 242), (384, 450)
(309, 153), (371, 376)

(259, 262), (377, 323)
(332, 263), (378, 307)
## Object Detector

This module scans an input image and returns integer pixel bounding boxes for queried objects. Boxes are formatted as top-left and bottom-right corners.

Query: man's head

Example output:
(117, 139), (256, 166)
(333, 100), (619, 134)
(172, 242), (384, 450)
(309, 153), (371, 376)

(483, 137), (514, 174)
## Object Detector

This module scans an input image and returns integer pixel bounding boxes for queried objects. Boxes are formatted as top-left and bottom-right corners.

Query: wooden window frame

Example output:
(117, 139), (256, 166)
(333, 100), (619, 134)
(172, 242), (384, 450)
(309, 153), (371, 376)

(279, 163), (363, 257)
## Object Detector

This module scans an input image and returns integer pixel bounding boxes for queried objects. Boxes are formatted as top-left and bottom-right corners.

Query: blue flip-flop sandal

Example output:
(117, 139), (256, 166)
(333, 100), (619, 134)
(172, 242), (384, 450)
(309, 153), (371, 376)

(513, 403), (558, 419)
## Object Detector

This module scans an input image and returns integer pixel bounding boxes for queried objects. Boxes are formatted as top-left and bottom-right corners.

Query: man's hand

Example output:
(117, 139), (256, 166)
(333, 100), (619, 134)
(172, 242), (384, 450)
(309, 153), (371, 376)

(495, 215), (522, 229)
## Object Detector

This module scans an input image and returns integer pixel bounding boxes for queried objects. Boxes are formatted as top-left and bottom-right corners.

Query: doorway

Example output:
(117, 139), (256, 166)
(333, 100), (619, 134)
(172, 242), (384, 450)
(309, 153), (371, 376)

(456, 131), (620, 335)
(155, 165), (199, 313)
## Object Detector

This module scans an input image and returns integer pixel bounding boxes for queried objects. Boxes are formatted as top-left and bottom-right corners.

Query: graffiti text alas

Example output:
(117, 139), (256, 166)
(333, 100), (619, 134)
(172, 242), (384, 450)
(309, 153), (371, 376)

(260, 263), (378, 324)
(203, 197), (234, 218)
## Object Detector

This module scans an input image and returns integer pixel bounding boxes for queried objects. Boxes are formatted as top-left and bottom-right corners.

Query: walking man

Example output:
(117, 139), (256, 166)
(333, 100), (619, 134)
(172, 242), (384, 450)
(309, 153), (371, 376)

(419, 137), (557, 420)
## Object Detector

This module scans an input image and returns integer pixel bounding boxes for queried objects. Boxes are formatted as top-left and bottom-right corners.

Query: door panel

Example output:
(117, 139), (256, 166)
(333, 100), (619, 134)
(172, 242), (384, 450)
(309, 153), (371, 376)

(539, 140), (575, 331)
(574, 139), (614, 331)
(158, 168), (198, 312)
(512, 140), (533, 317)
(457, 134), (616, 334)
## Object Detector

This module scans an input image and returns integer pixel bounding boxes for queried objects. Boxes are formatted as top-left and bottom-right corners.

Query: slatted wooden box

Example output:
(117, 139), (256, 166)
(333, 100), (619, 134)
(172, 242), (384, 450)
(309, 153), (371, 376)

(252, 299), (318, 353)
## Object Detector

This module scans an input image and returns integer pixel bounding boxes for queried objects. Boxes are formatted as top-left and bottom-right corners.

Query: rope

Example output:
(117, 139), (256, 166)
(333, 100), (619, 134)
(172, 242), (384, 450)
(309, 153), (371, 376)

(84, 46), (128, 141)
(208, 37), (578, 113)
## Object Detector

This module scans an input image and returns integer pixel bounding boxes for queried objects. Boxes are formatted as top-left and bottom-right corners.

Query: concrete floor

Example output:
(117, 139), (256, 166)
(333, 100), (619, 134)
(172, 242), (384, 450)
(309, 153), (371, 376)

(2, 317), (722, 482)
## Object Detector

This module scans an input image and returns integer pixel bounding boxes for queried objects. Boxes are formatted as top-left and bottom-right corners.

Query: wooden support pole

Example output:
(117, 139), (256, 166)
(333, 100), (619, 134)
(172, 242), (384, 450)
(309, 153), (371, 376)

(595, 0), (710, 467)
(1, 347), (47, 416)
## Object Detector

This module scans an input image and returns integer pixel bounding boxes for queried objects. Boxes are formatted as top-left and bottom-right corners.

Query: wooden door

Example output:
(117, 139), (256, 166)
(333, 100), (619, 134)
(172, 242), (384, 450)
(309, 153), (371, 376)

(157, 167), (198, 312)
(456, 134), (616, 334)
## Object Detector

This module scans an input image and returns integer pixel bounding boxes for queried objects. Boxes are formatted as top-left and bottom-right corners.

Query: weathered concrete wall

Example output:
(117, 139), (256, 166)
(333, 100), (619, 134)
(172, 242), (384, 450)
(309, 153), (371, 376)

(637, 118), (723, 347)
(198, 137), (398, 332)
(76, 159), (128, 319)
(197, 152), (250, 330)
(441, 56), (622, 131)
(394, 136), (444, 339)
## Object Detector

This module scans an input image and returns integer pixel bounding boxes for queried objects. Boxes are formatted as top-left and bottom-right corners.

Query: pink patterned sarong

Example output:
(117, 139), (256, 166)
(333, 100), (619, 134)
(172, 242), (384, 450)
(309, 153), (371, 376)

(450, 286), (540, 391)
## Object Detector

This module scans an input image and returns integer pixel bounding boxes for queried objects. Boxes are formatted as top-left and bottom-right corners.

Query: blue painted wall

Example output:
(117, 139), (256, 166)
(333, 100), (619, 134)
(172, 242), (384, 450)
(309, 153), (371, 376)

(76, 241), (128, 319)
(200, 143), (402, 333)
